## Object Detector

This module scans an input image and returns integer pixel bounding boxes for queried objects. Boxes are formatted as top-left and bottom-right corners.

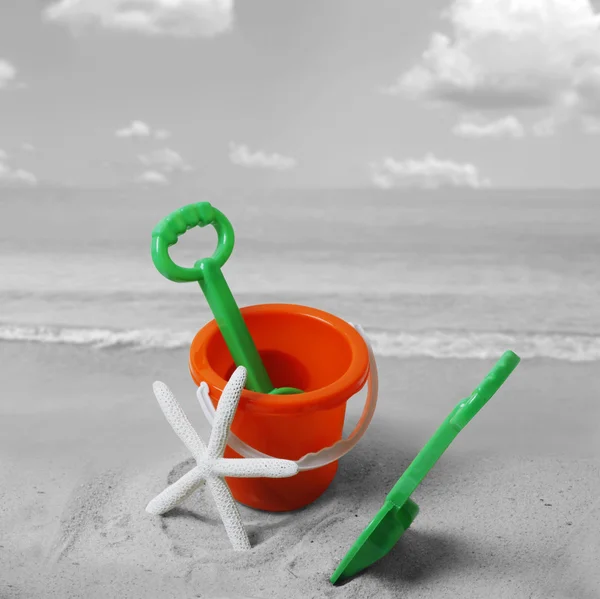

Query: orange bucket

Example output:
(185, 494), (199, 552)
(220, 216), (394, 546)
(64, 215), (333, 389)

(189, 303), (370, 512)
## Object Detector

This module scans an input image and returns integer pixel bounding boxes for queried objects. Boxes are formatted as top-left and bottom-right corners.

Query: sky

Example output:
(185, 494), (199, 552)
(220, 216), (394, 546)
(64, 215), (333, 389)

(1, 0), (600, 190)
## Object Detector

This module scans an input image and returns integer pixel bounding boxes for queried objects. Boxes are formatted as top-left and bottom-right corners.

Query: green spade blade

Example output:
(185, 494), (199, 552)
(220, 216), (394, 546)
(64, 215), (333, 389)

(331, 498), (420, 583)
(330, 350), (520, 585)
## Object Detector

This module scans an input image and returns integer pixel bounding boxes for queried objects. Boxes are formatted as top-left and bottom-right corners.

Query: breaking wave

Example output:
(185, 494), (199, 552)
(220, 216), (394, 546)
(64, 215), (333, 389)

(2, 323), (600, 361)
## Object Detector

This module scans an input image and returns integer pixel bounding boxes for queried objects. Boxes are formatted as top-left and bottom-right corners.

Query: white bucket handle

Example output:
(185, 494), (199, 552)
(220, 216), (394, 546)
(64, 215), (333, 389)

(196, 323), (378, 472)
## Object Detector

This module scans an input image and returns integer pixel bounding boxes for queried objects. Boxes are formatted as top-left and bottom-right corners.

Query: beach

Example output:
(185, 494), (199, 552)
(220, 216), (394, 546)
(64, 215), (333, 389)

(1, 341), (599, 599)
(4, 0), (600, 594)
(1, 188), (600, 597)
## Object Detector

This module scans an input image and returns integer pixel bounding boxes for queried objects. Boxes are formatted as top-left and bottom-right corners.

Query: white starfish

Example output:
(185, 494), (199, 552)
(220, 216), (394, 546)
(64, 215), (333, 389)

(146, 366), (299, 551)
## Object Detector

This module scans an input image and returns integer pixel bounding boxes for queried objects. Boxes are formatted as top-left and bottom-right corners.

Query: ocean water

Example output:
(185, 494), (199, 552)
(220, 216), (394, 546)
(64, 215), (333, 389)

(1, 187), (599, 361)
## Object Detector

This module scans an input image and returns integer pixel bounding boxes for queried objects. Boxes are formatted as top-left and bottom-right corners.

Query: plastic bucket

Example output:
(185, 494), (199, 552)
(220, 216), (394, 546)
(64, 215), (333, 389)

(189, 303), (370, 512)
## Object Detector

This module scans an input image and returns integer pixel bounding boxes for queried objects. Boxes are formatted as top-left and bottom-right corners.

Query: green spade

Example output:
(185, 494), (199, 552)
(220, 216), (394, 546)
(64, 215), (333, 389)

(330, 350), (520, 584)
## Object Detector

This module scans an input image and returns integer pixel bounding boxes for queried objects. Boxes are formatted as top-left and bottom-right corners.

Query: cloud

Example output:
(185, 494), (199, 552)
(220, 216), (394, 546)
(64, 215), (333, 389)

(116, 120), (151, 138)
(229, 143), (297, 171)
(581, 114), (600, 133)
(115, 120), (171, 140)
(532, 116), (557, 137)
(370, 153), (490, 189)
(138, 148), (191, 172)
(136, 170), (168, 185)
(0, 151), (37, 186)
(45, 0), (234, 38)
(153, 128), (171, 140)
(21, 142), (36, 152)
(0, 59), (19, 90)
(453, 115), (525, 138)
(9, 169), (38, 185)
(390, 0), (600, 122)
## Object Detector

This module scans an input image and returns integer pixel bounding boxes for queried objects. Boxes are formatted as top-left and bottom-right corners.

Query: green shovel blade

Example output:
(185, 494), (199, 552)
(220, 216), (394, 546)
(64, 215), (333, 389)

(330, 350), (520, 584)
(330, 498), (420, 584)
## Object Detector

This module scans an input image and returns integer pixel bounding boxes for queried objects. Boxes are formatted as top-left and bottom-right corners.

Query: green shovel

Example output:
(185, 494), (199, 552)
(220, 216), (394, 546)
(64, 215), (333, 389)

(330, 350), (520, 584)
(151, 202), (302, 395)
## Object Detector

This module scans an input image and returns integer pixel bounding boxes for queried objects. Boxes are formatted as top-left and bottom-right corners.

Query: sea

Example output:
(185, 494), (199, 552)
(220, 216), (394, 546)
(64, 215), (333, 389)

(1, 186), (599, 362)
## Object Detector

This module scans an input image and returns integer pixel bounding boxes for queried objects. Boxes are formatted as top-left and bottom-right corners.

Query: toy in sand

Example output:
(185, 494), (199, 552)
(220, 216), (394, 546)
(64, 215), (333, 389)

(146, 201), (521, 584)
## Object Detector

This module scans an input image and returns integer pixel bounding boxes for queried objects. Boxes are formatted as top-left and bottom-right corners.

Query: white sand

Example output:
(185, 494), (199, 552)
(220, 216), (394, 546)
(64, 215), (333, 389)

(1, 344), (599, 598)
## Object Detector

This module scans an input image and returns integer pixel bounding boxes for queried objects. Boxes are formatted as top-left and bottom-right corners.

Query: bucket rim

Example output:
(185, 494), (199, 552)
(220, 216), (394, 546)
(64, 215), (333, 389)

(189, 303), (370, 415)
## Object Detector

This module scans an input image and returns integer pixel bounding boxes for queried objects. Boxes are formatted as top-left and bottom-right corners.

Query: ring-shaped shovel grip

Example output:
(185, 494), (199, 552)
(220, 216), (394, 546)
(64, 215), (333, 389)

(151, 202), (235, 283)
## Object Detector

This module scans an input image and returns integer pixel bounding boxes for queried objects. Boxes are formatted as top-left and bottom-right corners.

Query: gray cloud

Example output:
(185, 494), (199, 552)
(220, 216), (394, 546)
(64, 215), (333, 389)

(0, 59), (18, 89)
(453, 115), (525, 138)
(136, 170), (169, 185)
(388, 0), (600, 127)
(0, 150), (37, 186)
(370, 153), (490, 189)
(44, 0), (234, 38)
(138, 148), (192, 173)
(115, 120), (171, 140)
(229, 142), (297, 171)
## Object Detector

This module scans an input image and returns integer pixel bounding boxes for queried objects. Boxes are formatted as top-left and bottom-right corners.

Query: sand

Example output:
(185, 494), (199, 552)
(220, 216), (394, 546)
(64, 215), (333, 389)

(1, 342), (599, 599)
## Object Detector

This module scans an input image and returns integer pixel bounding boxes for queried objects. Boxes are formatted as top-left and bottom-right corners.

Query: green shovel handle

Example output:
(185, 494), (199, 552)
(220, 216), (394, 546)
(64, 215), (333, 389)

(450, 350), (520, 430)
(150, 202), (276, 393)
(386, 350), (520, 507)
(151, 202), (234, 283)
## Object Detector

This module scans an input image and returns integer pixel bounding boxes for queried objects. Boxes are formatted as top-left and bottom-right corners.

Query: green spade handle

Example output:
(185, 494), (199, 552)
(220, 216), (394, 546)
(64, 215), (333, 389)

(151, 202), (235, 282)
(151, 202), (275, 393)
(386, 350), (520, 507)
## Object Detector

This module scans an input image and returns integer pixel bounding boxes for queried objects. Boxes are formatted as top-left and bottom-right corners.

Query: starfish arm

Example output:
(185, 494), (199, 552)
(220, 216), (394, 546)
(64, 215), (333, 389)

(146, 466), (205, 516)
(207, 367), (247, 459)
(152, 382), (207, 460)
(207, 477), (251, 551)
(214, 458), (299, 479)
